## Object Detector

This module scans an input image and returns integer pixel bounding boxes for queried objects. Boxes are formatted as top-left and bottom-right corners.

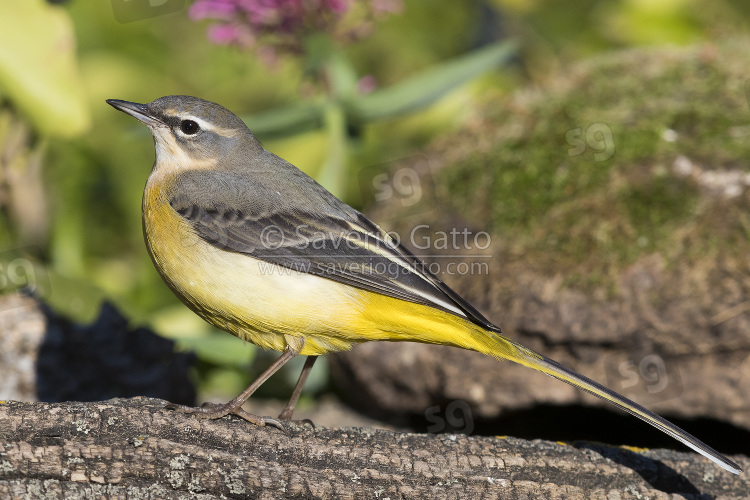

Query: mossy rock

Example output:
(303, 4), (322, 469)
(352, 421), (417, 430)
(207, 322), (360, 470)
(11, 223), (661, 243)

(432, 40), (750, 286)
(333, 40), (750, 452)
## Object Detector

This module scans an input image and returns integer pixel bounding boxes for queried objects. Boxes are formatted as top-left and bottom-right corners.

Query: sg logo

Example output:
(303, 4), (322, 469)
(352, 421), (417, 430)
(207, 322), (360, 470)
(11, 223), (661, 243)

(605, 351), (683, 404)
(0, 247), (51, 311)
(359, 157), (435, 220)
(371, 167), (423, 208)
(565, 123), (615, 161)
(425, 400), (474, 435)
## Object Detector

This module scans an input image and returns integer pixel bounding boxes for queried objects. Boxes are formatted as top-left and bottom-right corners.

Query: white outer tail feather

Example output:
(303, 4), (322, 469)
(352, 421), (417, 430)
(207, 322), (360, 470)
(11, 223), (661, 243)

(509, 340), (742, 474)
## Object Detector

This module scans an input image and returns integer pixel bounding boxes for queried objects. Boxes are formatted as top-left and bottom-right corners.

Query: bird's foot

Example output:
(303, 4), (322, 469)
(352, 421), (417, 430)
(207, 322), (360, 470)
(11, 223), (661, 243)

(166, 401), (284, 430)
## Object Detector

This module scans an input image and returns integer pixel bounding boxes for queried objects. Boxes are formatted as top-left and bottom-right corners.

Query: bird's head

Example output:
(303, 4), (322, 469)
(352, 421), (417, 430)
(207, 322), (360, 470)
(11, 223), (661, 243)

(107, 95), (260, 173)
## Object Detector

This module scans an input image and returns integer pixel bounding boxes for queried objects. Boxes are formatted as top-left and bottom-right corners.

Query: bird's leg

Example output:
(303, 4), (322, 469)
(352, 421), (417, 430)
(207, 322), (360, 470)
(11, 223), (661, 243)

(167, 338), (303, 428)
(278, 355), (318, 421)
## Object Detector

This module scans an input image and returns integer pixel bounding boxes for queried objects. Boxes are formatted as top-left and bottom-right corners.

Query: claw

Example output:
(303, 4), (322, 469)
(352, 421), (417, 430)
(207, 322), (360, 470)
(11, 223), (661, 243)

(283, 418), (315, 429)
(233, 408), (285, 431)
(298, 418), (315, 429)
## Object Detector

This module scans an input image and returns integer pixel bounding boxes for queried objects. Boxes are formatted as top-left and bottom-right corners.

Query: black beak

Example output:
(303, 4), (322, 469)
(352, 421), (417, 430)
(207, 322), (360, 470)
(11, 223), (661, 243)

(106, 99), (164, 127)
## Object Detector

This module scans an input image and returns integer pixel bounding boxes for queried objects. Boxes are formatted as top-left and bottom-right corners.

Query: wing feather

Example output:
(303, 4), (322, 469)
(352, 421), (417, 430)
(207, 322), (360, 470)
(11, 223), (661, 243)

(169, 192), (495, 325)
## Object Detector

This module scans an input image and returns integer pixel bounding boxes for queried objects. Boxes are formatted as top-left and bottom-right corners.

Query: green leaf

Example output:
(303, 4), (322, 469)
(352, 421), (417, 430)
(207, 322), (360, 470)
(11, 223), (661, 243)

(0, 0), (90, 137)
(177, 334), (256, 368)
(348, 39), (517, 122)
(240, 40), (516, 138)
(316, 102), (348, 198)
(241, 102), (324, 138)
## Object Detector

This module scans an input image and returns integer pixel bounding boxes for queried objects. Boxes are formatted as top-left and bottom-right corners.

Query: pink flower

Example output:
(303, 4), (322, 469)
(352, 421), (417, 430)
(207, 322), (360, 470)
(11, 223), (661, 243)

(189, 0), (238, 20)
(190, 0), (402, 55)
(207, 24), (241, 44)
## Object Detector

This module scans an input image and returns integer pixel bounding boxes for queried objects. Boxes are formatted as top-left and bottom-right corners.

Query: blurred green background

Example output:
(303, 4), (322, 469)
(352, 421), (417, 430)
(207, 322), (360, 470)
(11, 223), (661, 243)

(2, 0), (750, 404)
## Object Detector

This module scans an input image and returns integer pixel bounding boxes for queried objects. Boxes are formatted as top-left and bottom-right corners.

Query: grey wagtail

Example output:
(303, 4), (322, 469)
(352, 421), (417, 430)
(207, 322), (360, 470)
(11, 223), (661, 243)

(107, 95), (741, 474)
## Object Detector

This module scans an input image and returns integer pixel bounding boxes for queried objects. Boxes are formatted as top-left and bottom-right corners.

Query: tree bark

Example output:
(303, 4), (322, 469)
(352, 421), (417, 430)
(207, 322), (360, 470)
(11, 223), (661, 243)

(0, 398), (746, 499)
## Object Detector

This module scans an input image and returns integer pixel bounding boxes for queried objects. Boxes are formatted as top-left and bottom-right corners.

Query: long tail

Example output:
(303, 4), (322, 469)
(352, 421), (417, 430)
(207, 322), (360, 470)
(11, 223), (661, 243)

(493, 335), (742, 474)
(357, 292), (741, 473)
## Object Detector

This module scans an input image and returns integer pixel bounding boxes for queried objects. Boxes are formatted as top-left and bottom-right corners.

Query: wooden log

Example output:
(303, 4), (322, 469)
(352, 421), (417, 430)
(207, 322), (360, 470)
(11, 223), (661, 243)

(0, 398), (746, 499)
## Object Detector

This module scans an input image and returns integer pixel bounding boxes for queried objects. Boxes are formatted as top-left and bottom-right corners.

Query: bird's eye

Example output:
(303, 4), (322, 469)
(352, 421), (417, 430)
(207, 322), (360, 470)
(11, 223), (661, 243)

(180, 120), (200, 135)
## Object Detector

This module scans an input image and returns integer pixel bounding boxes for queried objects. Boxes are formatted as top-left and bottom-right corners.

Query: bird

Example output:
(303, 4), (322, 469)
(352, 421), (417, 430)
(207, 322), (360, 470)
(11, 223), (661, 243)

(107, 95), (741, 474)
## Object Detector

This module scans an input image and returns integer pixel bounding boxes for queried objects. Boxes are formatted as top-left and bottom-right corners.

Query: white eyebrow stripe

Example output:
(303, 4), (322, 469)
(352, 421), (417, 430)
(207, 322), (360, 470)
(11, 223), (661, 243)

(181, 115), (214, 131)
(178, 115), (239, 137)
